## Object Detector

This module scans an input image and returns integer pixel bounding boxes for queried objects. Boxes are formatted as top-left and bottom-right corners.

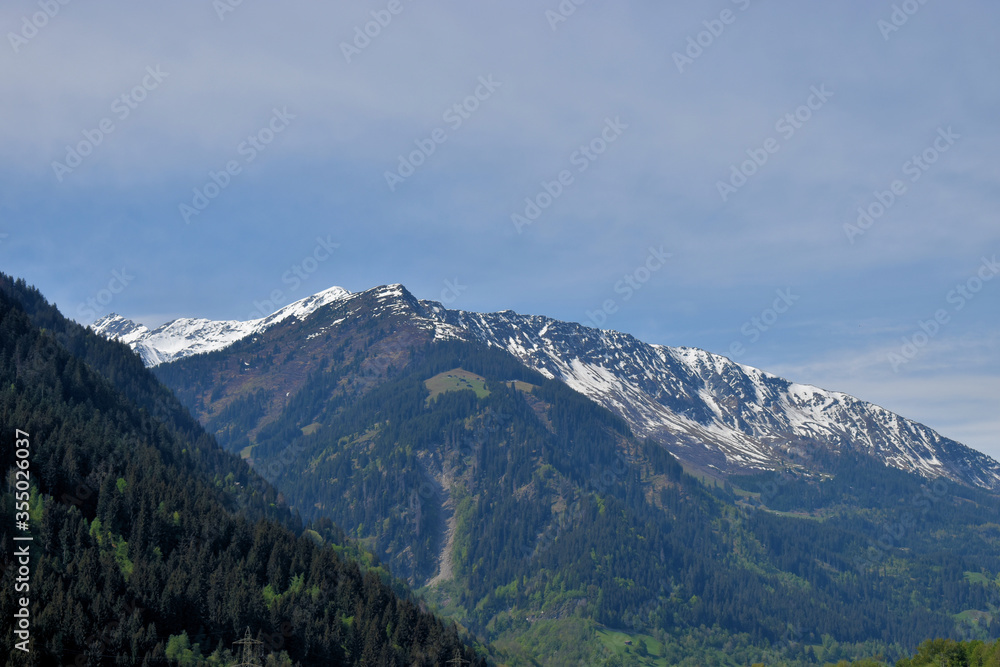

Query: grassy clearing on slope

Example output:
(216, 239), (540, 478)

(490, 617), (598, 666)
(506, 380), (537, 393)
(425, 368), (491, 403)
(300, 421), (322, 436)
(483, 616), (673, 666)
(596, 628), (669, 665)
(963, 571), (990, 585)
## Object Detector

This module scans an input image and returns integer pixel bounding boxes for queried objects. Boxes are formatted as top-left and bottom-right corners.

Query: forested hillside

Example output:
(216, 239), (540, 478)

(0, 274), (487, 666)
(149, 290), (1000, 665)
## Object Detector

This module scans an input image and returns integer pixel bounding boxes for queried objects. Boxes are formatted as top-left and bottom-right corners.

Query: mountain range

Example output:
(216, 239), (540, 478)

(0, 276), (992, 665)
(94, 283), (1000, 493)
(85, 280), (1000, 664)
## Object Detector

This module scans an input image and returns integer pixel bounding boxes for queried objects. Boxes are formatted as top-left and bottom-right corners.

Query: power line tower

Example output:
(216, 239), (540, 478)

(233, 627), (264, 667)
(446, 650), (469, 667)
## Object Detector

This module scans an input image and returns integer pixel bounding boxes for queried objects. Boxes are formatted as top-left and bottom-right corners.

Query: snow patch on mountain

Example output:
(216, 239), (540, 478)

(91, 283), (1000, 491)
(93, 286), (351, 366)
(415, 301), (1000, 490)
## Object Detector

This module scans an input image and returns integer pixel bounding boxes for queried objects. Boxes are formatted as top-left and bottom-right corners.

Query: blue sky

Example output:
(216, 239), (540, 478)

(2, 1), (998, 460)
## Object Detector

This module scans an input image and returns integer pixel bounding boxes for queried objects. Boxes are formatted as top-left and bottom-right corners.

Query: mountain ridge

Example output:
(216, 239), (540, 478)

(94, 285), (351, 365)
(92, 282), (1000, 492)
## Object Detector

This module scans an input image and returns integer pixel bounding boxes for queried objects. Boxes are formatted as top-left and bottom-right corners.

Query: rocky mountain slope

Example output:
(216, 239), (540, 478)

(93, 283), (1000, 491)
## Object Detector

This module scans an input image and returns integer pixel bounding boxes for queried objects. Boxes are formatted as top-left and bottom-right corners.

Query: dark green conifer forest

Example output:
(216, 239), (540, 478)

(0, 274), (486, 665)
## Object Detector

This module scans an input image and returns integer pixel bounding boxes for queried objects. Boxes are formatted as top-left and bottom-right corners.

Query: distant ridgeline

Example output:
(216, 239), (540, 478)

(0, 273), (487, 665)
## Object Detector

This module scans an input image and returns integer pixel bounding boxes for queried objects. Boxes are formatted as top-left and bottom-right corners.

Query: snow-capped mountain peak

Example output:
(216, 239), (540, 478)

(93, 285), (351, 366)
(91, 313), (150, 344)
(93, 283), (1000, 491)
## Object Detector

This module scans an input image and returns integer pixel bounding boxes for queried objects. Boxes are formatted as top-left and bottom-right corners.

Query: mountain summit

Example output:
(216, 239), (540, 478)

(93, 285), (351, 365)
(93, 282), (1000, 491)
